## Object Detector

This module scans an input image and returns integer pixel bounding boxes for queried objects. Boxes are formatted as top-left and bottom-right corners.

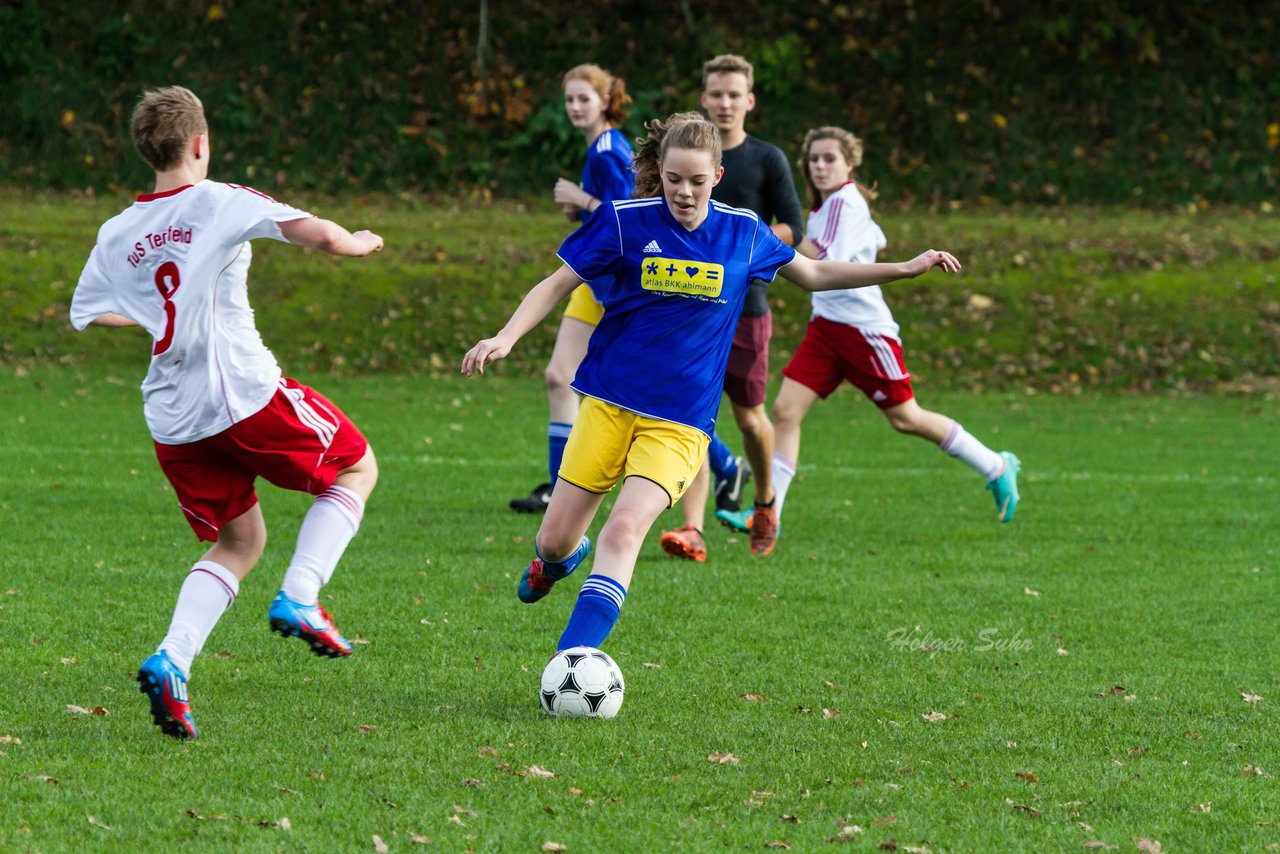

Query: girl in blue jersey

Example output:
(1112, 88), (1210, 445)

(509, 64), (636, 514)
(463, 112), (960, 659)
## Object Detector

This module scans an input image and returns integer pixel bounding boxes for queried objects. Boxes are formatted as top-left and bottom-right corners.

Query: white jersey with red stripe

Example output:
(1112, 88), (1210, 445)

(807, 182), (898, 337)
(71, 181), (312, 444)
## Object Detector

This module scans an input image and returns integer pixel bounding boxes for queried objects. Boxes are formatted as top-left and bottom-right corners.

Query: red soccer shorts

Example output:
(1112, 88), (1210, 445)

(724, 311), (772, 409)
(782, 316), (915, 409)
(153, 378), (368, 542)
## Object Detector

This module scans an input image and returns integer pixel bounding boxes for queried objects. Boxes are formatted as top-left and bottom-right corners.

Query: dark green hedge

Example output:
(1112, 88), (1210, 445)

(2, 1), (1276, 203)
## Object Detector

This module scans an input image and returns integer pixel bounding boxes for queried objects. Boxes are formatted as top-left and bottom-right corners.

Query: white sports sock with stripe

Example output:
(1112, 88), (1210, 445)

(772, 453), (798, 521)
(158, 561), (240, 678)
(281, 485), (364, 605)
(939, 421), (1004, 481)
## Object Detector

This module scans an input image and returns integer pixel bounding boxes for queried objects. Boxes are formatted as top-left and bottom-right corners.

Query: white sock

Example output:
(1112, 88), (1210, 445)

(772, 453), (797, 521)
(939, 421), (1004, 481)
(281, 485), (364, 605)
(157, 561), (239, 678)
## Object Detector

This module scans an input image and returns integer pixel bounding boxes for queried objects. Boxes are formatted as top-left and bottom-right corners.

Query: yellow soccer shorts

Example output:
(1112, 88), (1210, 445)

(558, 397), (709, 507)
(563, 283), (605, 326)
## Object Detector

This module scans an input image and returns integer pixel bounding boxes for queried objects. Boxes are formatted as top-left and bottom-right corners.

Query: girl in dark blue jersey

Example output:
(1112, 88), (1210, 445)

(509, 64), (636, 515)
(463, 112), (960, 664)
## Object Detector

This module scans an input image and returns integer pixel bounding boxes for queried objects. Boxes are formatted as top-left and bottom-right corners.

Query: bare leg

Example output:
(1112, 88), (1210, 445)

(679, 458), (711, 531)
(545, 316), (594, 424)
(771, 378), (821, 464)
(733, 401), (775, 504)
(881, 398), (953, 443)
(334, 446), (378, 501)
(590, 476), (671, 589)
(536, 479), (608, 560)
(202, 503), (267, 581)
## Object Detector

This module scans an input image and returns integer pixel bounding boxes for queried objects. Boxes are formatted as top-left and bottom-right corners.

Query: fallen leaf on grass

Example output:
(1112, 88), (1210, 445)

(519, 765), (556, 778)
(920, 711), (948, 722)
(1004, 798), (1040, 818)
(1015, 771), (1040, 784)
(61, 657), (76, 665)
(461, 777), (484, 787)
(452, 805), (476, 815)
(642, 662), (662, 669)
(1192, 802), (1211, 813)
(764, 843), (791, 850)
(830, 824), (863, 841)
(87, 816), (112, 830)
(878, 840), (897, 851)
(740, 693), (765, 702)
(357, 725), (378, 733)
(822, 708), (842, 719)
(1056, 648), (1069, 656)
(707, 751), (740, 765)
(874, 815), (898, 825)
(1082, 842), (1114, 850)
(279, 818), (292, 831)
(477, 746), (500, 757)
(1240, 689), (1263, 704)
(411, 833), (431, 844)
(447, 814), (464, 826)
(27, 775), (59, 785)
(566, 787), (583, 796)
(373, 834), (389, 853)
(541, 842), (567, 852)
(67, 705), (110, 716)
(1024, 587), (1041, 597)
(779, 813), (800, 823)
(1135, 838), (1162, 854)
(0, 735), (21, 745)
(1241, 765), (1264, 777)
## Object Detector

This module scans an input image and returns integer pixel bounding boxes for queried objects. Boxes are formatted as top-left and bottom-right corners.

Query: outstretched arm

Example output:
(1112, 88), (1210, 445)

(780, 249), (961, 292)
(461, 264), (584, 376)
(280, 216), (384, 257)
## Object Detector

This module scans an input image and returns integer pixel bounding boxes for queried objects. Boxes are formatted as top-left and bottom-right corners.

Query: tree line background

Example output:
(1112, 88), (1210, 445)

(1, 0), (1275, 205)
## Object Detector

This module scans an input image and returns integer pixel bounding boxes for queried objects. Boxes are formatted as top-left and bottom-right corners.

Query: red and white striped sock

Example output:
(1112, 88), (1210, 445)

(939, 421), (1004, 481)
(157, 560), (239, 678)
(281, 485), (364, 605)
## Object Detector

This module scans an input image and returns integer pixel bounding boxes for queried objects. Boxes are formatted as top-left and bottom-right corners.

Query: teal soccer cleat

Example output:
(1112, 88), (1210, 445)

(987, 451), (1021, 523)
(715, 507), (753, 534)
(137, 651), (197, 739)
(518, 535), (591, 603)
(269, 592), (353, 657)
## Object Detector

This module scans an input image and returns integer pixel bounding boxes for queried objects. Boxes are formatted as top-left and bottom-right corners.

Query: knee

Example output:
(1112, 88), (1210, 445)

(735, 406), (769, 439)
(598, 511), (648, 553)
(772, 399), (801, 431)
(885, 410), (918, 435)
(545, 361), (573, 395)
(536, 528), (581, 562)
(224, 523), (267, 565)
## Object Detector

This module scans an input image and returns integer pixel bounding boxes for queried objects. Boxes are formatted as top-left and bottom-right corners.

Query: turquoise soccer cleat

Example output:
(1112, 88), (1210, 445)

(715, 507), (753, 533)
(986, 451), (1021, 523)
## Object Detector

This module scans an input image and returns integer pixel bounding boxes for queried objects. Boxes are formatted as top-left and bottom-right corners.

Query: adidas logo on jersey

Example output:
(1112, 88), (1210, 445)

(642, 240), (662, 253)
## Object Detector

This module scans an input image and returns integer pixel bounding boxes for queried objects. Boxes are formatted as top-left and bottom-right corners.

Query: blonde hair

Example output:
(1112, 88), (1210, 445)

(631, 112), (722, 199)
(562, 63), (632, 126)
(798, 126), (878, 209)
(131, 86), (208, 172)
(701, 54), (754, 92)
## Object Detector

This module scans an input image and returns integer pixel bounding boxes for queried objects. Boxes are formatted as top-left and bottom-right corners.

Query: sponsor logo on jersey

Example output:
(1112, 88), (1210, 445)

(641, 257), (724, 299)
(642, 240), (662, 253)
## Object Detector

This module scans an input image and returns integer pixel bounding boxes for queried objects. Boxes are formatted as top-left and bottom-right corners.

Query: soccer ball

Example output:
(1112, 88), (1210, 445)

(539, 647), (625, 718)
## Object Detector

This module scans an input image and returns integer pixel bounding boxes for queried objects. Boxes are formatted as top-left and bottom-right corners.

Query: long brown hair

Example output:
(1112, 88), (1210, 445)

(562, 64), (632, 126)
(631, 112), (722, 199)
(797, 126), (877, 210)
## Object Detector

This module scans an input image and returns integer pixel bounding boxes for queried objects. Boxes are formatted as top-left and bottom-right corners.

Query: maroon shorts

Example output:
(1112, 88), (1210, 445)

(153, 378), (368, 542)
(782, 317), (915, 409)
(723, 311), (772, 408)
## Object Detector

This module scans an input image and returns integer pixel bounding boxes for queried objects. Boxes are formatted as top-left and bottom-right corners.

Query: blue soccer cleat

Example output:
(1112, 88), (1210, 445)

(518, 535), (591, 604)
(987, 451), (1021, 523)
(715, 507), (753, 534)
(137, 650), (197, 739)
(269, 592), (353, 658)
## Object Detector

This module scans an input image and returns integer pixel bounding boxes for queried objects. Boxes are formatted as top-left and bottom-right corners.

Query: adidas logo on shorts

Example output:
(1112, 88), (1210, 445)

(642, 240), (662, 253)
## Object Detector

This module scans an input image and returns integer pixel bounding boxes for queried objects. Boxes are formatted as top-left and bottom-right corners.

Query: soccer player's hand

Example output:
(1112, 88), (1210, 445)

(461, 336), (512, 377)
(904, 249), (961, 277)
(353, 230), (384, 255)
(553, 178), (585, 209)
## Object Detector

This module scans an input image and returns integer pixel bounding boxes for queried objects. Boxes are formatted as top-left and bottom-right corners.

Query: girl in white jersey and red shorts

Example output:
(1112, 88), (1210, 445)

(70, 87), (383, 739)
(720, 127), (1020, 548)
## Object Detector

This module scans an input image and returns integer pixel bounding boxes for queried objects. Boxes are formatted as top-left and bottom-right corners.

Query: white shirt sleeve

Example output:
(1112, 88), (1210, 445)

(69, 243), (123, 331)
(819, 193), (886, 263)
(218, 184), (312, 245)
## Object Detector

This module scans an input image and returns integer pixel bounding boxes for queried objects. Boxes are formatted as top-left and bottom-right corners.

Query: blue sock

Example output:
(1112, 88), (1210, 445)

(707, 432), (736, 481)
(536, 535), (590, 580)
(558, 574), (627, 650)
(548, 422), (572, 483)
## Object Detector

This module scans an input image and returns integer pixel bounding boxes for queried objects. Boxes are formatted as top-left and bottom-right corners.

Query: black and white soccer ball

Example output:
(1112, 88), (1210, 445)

(539, 647), (625, 718)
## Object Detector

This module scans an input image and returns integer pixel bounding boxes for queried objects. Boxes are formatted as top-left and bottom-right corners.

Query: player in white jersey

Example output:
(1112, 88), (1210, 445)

(69, 86), (384, 739)
(717, 127), (1020, 547)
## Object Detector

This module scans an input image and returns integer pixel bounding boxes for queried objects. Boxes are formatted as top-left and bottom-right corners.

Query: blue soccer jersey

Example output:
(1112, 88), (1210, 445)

(557, 198), (796, 434)
(580, 128), (635, 220)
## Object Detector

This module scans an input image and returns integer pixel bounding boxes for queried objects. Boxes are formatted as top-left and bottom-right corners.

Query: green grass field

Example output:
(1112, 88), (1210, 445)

(3, 365), (1277, 851)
